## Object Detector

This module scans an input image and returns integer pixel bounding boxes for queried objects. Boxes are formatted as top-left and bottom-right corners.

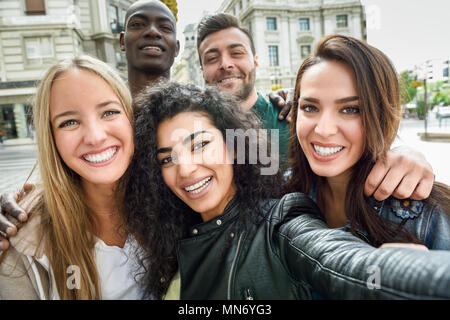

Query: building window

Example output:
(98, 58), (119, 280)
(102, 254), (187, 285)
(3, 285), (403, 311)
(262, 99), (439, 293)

(239, 0), (243, 10)
(25, 0), (46, 15)
(299, 18), (310, 31)
(24, 36), (54, 61)
(336, 14), (348, 28)
(301, 45), (311, 59)
(266, 17), (277, 31)
(268, 45), (279, 66)
(109, 5), (123, 33)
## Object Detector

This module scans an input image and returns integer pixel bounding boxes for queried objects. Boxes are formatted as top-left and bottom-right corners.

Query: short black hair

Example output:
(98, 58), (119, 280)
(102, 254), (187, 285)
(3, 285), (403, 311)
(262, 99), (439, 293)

(196, 13), (255, 65)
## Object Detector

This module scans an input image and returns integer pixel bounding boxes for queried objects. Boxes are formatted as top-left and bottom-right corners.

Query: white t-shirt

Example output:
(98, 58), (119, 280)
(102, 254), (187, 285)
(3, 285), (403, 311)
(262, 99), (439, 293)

(94, 235), (145, 300)
(32, 235), (146, 300)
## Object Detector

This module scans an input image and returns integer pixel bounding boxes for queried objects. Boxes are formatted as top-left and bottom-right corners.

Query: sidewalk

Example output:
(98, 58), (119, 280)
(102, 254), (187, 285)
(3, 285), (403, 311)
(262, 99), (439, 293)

(1, 138), (35, 147)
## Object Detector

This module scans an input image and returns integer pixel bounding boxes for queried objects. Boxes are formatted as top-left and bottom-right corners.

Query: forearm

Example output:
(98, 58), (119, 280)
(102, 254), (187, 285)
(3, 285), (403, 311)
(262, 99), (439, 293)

(278, 214), (450, 299)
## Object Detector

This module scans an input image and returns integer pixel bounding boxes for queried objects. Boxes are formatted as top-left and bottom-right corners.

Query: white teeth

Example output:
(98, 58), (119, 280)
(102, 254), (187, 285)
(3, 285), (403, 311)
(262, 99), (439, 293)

(83, 147), (117, 163)
(184, 177), (212, 194)
(142, 46), (161, 52)
(219, 77), (239, 83)
(313, 145), (343, 156)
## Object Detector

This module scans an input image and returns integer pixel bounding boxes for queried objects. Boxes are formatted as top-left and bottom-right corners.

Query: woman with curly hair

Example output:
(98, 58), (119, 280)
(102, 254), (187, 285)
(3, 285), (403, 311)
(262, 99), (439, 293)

(124, 81), (450, 300)
(285, 34), (450, 249)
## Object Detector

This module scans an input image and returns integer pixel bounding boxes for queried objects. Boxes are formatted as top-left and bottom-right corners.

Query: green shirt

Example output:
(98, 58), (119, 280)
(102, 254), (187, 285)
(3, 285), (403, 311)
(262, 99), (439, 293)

(251, 93), (290, 169)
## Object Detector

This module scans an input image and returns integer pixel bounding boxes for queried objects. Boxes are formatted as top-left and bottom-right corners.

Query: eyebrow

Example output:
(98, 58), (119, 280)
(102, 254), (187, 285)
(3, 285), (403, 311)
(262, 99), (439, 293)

(156, 130), (209, 154)
(300, 96), (359, 104)
(203, 43), (246, 56)
(52, 100), (120, 124)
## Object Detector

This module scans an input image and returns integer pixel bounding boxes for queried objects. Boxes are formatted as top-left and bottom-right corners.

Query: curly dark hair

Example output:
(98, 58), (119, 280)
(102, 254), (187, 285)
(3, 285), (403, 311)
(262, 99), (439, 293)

(123, 82), (283, 298)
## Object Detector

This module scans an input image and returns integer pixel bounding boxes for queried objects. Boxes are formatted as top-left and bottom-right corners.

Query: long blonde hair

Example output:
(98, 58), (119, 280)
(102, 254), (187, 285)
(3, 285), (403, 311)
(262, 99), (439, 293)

(31, 55), (133, 299)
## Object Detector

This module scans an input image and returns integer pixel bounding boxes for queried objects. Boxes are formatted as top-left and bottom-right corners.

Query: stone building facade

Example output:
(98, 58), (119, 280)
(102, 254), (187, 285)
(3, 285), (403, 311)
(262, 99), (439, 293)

(177, 0), (366, 93)
(0, 0), (133, 141)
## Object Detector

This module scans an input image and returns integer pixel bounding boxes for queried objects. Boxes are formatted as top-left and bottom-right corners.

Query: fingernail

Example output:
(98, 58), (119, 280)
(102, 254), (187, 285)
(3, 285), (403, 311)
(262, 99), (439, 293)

(18, 213), (27, 221)
(6, 227), (14, 235)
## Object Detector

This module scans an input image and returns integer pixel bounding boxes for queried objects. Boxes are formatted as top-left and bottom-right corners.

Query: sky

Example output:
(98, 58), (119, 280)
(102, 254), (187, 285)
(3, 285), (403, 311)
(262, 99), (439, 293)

(175, 0), (450, 73)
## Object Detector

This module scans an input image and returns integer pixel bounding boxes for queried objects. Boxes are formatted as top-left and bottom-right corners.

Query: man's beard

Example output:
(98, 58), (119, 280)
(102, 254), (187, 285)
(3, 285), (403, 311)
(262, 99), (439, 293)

(235, 68), (256, 102)
(208, 67), (256, 102)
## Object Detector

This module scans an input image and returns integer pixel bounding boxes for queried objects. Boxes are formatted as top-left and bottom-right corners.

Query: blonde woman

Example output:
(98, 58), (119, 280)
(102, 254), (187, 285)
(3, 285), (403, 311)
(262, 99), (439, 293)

(0, 56), (142, 299)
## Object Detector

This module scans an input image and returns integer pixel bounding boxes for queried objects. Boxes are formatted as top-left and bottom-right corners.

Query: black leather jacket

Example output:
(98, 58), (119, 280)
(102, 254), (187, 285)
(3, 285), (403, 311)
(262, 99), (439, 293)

(177, 193), (450, 299)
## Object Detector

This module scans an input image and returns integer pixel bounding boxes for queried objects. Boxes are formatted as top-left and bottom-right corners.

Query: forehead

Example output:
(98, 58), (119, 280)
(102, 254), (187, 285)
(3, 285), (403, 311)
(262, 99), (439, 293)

(157, 112), (217, 145)
(199, 27), (252, 54)
(126, 1), (175, 24)
(300, 60), (357, 95)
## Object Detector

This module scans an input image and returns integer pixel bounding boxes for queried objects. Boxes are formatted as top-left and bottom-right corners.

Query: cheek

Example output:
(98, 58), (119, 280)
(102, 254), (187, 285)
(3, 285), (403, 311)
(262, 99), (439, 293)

(296, 115), (313, 146)
(53, 131), (75, 163)
(348, 119), (365, 151)
(161, 167), (177, 193)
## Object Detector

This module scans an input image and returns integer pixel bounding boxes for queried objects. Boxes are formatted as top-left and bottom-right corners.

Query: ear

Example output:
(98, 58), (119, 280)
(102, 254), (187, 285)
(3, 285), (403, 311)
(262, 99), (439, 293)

(119, 32), (126, 51)
(175, 40), (180, 57)
(253, 55), (259, 68)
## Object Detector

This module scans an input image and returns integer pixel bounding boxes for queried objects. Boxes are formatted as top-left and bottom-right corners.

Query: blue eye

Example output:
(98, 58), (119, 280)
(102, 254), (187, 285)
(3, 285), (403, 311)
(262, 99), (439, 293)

(58, 119), (78, 128)
(103, 110), (121, 117)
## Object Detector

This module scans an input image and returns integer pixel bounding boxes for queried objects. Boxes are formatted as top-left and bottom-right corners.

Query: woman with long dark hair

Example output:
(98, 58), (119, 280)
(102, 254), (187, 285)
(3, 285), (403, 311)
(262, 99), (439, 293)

(124, 81), (450, 300)
(286, 34), (450, 249)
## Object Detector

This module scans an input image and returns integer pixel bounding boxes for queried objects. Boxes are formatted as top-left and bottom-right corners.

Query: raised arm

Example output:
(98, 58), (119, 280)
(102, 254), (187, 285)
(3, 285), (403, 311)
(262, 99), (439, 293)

(274, 194), (450, 299)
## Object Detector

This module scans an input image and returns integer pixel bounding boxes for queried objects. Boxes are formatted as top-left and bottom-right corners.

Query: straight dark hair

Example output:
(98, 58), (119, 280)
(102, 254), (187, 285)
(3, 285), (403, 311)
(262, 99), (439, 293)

(286, 34), (450, 246)
(196, 13), (256, 65)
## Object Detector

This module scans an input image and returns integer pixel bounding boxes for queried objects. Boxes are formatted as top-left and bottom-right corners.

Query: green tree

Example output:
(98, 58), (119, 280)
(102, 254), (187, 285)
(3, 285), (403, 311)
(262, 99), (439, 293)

(400, 71), (417, 104)
(160, 0), (178, 21)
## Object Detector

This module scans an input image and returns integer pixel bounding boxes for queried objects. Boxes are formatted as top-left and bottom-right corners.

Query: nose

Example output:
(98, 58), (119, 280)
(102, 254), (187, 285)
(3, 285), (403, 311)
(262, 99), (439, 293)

(314, 109), (338, 137)
(219, 54), (234, 71)
(143, 23), (161, 38)
(83, 121), (107, 146)
(176, 151), (198, 178)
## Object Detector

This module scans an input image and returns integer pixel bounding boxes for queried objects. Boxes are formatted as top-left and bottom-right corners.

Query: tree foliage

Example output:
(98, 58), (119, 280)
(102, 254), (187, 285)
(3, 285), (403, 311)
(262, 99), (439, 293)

(160, 0), (178, 21)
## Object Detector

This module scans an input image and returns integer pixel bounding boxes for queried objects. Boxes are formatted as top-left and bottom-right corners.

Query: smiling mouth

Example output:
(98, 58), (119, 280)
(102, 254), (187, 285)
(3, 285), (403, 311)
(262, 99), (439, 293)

(313, 144), (344, 156)
(218, 77), (241, 84)
(140, 45), (164, 52)
(184, 176), (213, 194)
(83, 147), (117, 164)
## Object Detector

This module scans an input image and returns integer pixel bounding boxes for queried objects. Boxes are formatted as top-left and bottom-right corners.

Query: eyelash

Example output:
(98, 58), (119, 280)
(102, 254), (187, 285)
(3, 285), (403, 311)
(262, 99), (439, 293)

(159, 141), (210, 166)
(192, 140), (210, 152)
(299, 104), (318, 113)
(299, 105), (360, 115)
(58, 119), (78, 128)
(58, 110), (121, 128)
(341, 106), (360, 114)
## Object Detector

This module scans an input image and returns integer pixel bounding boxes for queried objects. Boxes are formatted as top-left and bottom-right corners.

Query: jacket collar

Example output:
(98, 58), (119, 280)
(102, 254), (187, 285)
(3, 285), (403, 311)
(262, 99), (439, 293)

(188, 196), (240, 236)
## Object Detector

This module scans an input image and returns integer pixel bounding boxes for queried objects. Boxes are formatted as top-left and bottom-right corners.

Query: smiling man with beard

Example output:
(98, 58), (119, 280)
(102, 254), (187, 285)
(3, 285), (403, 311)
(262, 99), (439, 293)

(197, 13), (290, 167)
(120, 0), (180, 97)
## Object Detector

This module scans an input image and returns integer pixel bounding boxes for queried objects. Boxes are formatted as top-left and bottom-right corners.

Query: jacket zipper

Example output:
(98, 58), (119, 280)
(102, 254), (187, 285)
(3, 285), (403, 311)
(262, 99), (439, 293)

(227, 232), (244, 300)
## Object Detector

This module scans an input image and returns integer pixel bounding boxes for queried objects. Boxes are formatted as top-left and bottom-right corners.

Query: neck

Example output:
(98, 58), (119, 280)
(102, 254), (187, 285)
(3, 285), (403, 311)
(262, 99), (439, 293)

(241, 88), (258, 111)
(319, 171), (352, 228)
(82, 181), (126, 247)
(128, 68), (170, 97)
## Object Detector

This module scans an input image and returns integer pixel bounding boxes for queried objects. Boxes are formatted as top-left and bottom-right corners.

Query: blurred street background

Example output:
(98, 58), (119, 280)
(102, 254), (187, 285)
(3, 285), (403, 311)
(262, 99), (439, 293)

(1, 0), (449, 193)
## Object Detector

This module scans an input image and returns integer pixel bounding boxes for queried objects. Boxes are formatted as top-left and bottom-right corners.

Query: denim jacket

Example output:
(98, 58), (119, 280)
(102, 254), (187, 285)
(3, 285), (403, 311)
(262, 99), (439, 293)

(308, 184), (450, 250)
